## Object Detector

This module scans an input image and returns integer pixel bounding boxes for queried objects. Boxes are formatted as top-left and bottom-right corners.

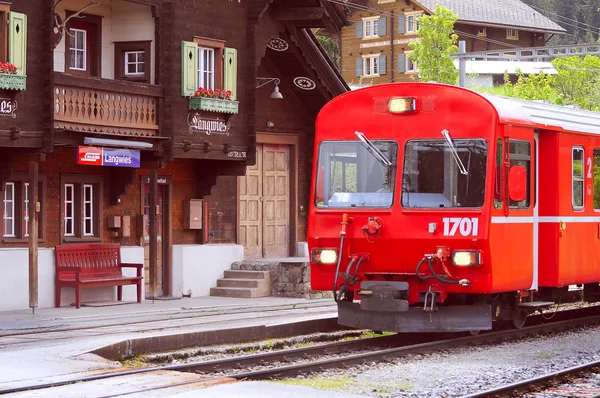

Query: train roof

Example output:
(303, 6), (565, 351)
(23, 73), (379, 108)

(482, 94), (600, 135)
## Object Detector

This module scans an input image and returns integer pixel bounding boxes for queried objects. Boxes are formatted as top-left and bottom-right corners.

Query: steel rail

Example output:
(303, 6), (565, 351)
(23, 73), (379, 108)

(462, 360), (600, 398)
(223, 313), (600, 381)
(3, 306), (600, 395)
(0, 333), (399, 395)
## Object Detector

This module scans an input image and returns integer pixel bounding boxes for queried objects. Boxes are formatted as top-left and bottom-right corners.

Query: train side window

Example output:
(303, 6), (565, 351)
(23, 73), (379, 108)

(494, 138), (503, 209)
(594, 149), (600, 210)
(572, 147), (584, 210)
(509, 140), (530, 208)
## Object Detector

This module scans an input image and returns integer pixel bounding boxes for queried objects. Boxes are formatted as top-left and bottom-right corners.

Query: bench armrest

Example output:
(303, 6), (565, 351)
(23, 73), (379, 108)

(56, 266), (81, 282)
(120, 263), (144, 278)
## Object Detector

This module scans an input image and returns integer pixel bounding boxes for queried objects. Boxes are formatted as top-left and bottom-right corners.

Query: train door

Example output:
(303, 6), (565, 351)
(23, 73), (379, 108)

(532, 132), (539, 290)
(491, 128), (536, 291)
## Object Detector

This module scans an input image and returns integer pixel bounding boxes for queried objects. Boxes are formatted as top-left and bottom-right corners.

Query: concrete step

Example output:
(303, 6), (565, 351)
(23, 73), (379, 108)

(224, 270), (269, 280)
(210, 286), (268, 298)
(217, 278), (260, 288)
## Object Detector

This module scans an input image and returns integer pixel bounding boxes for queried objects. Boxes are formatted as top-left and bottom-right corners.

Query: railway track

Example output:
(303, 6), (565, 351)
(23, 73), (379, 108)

(3, 306), (600, 396)
(464, 360), (600, 398)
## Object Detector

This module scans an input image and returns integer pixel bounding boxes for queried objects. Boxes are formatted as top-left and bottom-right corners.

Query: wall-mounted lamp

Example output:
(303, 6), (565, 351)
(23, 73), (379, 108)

(256, 77), (283, 99)
(84, 137), (153, 150)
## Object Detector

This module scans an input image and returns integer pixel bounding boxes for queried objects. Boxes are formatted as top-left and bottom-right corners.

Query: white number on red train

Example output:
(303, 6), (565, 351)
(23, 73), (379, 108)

(442, 218), (479, 237)
(588, 157), (593, 179)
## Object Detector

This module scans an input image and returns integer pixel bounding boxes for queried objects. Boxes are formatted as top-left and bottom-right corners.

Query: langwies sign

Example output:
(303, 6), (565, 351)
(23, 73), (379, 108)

(77, 146), (140, 168)
(187, 113), (231, 136)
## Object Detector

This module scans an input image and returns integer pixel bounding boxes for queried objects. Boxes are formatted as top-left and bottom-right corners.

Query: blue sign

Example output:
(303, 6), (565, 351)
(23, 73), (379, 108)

(102, 148), (140, 168)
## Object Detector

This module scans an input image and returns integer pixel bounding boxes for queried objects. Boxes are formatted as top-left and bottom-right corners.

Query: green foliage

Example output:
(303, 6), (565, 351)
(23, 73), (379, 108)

(408, 5), (459, 84)
(512, 70), (554, 101)
(552, 55), (600, 110)
(481, 55), (600, 112)
(316, 35), (340, 68)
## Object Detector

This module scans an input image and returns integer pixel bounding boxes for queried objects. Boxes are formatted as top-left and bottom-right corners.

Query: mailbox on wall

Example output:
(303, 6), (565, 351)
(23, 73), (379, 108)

(184, 199), (203, 230)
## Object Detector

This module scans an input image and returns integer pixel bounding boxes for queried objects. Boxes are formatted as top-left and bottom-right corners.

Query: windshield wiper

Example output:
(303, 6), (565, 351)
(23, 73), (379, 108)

(355, 131), (391, 169)
(441, 129), (468, 175)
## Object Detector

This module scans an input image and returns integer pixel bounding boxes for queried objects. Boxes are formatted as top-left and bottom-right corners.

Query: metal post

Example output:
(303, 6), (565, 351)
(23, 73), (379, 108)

(459, 40), (466, 88)
(149, 169), (158, 302)
(28, 161), (39, 313)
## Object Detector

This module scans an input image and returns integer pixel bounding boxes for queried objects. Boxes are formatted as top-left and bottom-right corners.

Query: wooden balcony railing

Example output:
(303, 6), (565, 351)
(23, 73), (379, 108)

(54, 73), (164, 137)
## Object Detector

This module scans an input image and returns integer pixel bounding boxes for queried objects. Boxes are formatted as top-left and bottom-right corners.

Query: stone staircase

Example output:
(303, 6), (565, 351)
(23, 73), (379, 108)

(210, 270), (271, 298)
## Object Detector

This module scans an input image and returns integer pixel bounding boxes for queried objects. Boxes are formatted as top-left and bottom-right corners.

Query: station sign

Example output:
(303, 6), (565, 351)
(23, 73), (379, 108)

(0, 98), (17, 118)
(77, 146), (141, 168)
(187, 113), (231, 136)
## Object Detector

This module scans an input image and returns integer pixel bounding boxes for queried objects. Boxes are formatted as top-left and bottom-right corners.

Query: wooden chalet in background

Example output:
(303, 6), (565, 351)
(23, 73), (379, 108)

(340, 0), (566, 85)
(0, 0), (349, 311)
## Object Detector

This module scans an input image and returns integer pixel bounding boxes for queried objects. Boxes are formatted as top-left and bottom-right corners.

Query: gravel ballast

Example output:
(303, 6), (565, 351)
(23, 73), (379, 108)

(282, 324), (600, 398)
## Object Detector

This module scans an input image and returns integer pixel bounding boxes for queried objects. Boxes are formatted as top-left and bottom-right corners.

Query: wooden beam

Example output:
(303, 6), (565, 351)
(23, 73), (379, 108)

(149, 169), (158, 301)
(271, 7), (323, 21)
(28, 161), (39, 313)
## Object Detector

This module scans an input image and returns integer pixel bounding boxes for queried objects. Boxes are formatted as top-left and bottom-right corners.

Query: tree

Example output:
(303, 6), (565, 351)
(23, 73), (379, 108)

(408, 5), (459, 85)
(316, 35), (340, 68)
(552, 55), (600, 110)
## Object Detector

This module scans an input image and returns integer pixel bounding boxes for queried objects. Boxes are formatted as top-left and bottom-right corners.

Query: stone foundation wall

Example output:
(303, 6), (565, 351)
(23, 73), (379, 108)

(231, 261), (333, 299)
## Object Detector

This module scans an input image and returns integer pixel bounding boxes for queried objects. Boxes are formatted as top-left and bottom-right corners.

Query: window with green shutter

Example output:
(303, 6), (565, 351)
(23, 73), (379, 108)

(223, 47), (237, 100)
(8, 11), (27, 76)
(181, 41), (198, 96)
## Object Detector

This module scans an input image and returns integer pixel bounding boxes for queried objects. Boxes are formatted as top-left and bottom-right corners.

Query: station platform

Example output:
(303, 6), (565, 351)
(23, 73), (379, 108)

(0, 295), (359, 397)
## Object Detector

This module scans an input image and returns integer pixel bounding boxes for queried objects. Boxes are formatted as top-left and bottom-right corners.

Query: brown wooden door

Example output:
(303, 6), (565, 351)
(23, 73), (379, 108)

(238, 144), (289, 258)
(143, 184), (164, 296)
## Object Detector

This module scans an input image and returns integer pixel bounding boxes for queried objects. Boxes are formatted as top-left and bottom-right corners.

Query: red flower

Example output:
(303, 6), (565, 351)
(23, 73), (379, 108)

(193, 87), (233, 100)
(0, 62), (17, 75)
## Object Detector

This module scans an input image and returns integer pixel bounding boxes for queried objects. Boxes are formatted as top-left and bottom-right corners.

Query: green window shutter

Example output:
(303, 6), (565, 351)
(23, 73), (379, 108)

(356, 20), (363, 39)
(398, 54), (406, 73)
(8, 12), (27, 76)
(379, 55), (387, 75)
(356, 58), (363, 76)
(223, 47), (237, 101)
(379, 17), (387, 36)
(181, 41), (198, 96)
(398, 15), (406, 34)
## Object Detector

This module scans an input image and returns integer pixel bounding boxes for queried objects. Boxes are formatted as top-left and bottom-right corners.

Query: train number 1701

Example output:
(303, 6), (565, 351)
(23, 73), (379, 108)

(442, 217), (479, 237)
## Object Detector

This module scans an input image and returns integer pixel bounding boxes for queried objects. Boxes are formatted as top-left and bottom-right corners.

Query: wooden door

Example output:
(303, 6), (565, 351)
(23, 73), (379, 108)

(262, 144), (290, 257)
(239, 144), (290, 258)
(239, 147), (263, 258)
(142, 184), (164, 296)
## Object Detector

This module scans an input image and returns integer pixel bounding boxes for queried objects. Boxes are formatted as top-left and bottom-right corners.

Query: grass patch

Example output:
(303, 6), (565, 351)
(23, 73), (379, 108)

(278, 377), (358, 391)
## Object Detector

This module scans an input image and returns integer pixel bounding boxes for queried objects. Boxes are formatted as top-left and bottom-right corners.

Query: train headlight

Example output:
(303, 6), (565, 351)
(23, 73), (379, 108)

(311, 249), (338, 264)
(451, 250), (482, 267)
(388, 97), (416, 114)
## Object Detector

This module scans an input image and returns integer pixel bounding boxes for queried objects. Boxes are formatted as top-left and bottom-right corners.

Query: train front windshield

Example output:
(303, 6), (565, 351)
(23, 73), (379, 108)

(314, 138), (487, 209)
(315, 140), (398, 208)
(403, 139), (487, 208)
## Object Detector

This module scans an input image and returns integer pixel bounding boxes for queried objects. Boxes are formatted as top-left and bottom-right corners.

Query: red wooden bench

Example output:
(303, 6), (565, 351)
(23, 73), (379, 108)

(55, 243), (143, 309)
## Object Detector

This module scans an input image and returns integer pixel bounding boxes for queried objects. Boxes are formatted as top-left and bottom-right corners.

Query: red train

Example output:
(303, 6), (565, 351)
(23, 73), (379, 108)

(308, 82), (600, 333)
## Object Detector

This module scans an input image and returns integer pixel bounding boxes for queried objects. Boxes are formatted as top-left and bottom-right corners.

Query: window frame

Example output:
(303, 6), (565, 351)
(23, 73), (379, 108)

(0, 4), (10, 63)
(1, 175), (46, 244)
(572, 146), (585, 211)
(60, 174), (103, 242)
(405, 51), (417, 73)
(362, 16), (380, 39)
(593, 148), (600, 211)
(114, 41), (151, 83)
(477, 27), (487, 37)
(508, 139), (531, 209)
(362, 55), (380, 76)
(405, 12), (422, 34)
(64, 11), (102, 77)
(506, 28), (519, 40)
(193, 36), (224, 91)
(69, 28), (87, 71)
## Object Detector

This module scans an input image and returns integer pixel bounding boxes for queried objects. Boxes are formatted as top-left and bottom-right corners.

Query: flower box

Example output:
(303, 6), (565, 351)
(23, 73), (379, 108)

(0, 73), (26, 91)
(189, 97), (239, 114)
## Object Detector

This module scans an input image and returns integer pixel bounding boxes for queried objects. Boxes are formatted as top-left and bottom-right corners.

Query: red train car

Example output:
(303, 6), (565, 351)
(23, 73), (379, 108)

(308, 82), (600, 333)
